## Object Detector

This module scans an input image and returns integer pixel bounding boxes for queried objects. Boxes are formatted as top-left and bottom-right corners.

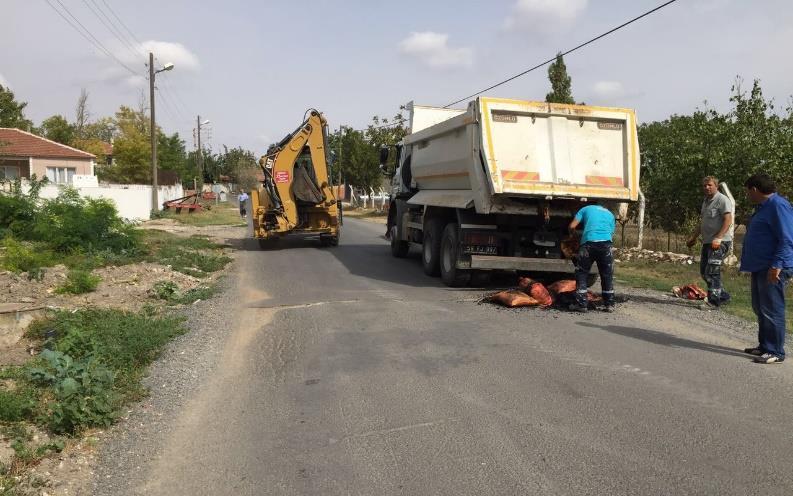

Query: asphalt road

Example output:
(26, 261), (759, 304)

(98, 218), (793, 496)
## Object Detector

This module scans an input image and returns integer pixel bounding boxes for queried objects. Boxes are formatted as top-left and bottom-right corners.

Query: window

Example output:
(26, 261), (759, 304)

(46, 167), (76, 184)
(0, 165), (20, 180)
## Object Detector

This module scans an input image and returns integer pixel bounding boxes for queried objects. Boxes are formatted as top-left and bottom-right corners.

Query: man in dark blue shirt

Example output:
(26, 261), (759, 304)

(739, 174), (793, 364)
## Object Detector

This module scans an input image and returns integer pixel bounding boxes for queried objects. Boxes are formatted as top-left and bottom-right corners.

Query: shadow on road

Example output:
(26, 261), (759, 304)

(577, 322), (749, 359)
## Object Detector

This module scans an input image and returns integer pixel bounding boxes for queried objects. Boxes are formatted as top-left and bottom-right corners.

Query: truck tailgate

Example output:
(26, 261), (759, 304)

(479, 98), (639, 201)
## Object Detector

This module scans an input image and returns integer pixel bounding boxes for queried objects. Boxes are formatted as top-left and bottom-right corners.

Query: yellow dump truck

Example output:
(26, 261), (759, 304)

(249, 109), (341, 247)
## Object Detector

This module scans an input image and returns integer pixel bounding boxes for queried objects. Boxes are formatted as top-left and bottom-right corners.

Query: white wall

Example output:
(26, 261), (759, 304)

(33, 183), (184, 221)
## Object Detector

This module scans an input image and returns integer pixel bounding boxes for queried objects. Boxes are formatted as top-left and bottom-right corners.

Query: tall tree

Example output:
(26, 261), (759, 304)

(0, 84), (33, 130)
(157, 132), (189, 180)
(74, 89), (90, 140)
(100, 105), (151, 183)
(38, 115), (75, 145)
(545, 54), (575, 105)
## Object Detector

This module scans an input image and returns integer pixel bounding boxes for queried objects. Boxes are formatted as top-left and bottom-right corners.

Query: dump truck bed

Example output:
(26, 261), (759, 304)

(404, 97), (640, 210)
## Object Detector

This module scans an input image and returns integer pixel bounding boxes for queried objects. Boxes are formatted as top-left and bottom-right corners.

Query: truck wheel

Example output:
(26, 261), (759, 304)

(320, 234), (338, 247)
(586, 273), (599, 288)
(440, 223), (470, 287)
(390, 225), (410, 258)
(422, 219), (443, 276)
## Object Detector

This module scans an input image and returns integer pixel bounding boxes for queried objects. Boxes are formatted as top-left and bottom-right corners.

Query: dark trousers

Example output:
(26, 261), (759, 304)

(575, 241), (615, 307)
(699, 242), (732, 306)
(751, 268), (792, 358)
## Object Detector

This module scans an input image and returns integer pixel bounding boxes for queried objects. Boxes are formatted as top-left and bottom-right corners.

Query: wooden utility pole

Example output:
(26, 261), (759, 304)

(149, 52), (158, 213)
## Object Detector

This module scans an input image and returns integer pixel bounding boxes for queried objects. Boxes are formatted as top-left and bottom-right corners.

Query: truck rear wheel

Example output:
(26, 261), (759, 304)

(440, 222), (470, 287)
(390, 225), (410, 258)
(422, 219), (443, 276)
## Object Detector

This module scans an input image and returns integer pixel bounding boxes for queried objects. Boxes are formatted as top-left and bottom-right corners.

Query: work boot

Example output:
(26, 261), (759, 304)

(568, 303), (588, 313)
(602, 305), (616, 313)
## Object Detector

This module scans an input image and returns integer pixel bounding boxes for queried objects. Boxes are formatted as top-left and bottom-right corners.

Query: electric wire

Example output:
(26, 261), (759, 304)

(44, 0), (140, 76)
(100, 0), (144, 48)
(443, 0), (681, 108)
(82, 0), (141, 61)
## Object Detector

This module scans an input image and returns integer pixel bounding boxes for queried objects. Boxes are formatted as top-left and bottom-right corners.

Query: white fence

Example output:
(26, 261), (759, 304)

(19, 182), (184, 221)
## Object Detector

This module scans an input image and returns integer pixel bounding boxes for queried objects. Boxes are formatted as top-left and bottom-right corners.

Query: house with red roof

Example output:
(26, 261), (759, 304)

(0, 128), (96, 184)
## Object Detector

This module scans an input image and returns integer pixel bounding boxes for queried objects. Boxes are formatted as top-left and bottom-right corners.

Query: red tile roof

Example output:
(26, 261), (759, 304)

(0, 128), (95, 159)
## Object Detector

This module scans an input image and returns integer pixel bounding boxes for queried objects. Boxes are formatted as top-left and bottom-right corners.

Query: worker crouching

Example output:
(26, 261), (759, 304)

(568, 203), (617, 313)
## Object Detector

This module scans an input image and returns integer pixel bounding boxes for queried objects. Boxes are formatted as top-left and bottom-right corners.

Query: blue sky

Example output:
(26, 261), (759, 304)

(2, 0), (792, 154)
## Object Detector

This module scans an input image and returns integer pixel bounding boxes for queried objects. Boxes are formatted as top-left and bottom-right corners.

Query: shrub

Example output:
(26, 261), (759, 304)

(151, 281), (178, 300)
(0, 176), (45, 240)
(55, 268), (101, 294)
(1, 237), (57, 278)
(31, 188), (140, 254)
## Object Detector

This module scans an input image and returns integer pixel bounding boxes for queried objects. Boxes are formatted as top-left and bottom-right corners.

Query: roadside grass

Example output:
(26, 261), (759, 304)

(0, 309), (187, 433)
(150, 280), (218, 305)
(141, 230), (232, 278)
(159, 205), (246, 227)
(344, 208), (387, 219)
(615, 260), (793, 329)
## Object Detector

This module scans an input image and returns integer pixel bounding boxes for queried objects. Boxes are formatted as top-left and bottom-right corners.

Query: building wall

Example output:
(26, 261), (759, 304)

(31, 157), (93, 182)
(27, 183), (185, 221)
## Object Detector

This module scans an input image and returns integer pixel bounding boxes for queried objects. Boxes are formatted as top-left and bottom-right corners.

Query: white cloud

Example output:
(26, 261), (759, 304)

(136, 40), (200, 71)
(98, 40), (200, 87)
(504, 0), (588, 33)
(593, 81), (626, 100)
(398, 32), (473, 69)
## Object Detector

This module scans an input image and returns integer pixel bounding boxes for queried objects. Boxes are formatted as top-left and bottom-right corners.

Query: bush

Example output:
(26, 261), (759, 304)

(150, 281), (216, 304)
(0, 176), (45, 240)
(1, 237), (57, 278)
(55, 268), (101, 294)
(151, 281), (179, 300)
(28, 350), (117, 434)
(32, 188), (140, 254)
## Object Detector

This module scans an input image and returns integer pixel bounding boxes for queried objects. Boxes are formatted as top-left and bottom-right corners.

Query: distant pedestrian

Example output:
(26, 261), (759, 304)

(686, 176), (734, 309)
(238, 191), (249, 219)
(740, 173), (793, 364)
(568, 203), (616, 313)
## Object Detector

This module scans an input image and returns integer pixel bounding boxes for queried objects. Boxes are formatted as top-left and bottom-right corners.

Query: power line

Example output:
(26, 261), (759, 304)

(83, 0), (141, 61)
(443, 0), (681, 108)
(44, 0), (139, 76)
(100, 0), (144, 48)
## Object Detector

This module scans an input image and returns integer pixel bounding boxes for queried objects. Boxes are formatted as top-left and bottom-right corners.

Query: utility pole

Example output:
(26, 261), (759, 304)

(196, 115), (202, 185)
(148, 53), (174, 214)
(149, 52), (158, 213)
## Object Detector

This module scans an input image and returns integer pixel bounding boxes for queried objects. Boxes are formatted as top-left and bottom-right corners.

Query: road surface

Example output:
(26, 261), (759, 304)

(96, 218), (793, 495)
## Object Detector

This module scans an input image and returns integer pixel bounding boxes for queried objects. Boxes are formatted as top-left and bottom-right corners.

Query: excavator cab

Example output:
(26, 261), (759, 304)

(250, 110), (341, 247)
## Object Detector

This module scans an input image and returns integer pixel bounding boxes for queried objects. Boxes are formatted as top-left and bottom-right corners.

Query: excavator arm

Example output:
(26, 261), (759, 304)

(251, 110), (340, 245)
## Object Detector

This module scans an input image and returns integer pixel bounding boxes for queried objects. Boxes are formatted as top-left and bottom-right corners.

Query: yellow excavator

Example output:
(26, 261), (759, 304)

(250, 109), (341, 247)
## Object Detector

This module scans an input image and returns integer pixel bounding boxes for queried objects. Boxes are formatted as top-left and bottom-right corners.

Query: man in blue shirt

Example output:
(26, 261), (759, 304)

(568, 203), (616, 312)
(740, 174), (793, 364)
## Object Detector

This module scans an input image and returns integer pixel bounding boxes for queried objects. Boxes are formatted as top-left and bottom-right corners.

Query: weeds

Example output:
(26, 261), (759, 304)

(0, 388), (37, 422)
(151, 281), (216, 304)
(0, 238), (57, 279)
(26, 309), (186, 405)
(55, 269), (101, 295)
(28, 350), (117, 434)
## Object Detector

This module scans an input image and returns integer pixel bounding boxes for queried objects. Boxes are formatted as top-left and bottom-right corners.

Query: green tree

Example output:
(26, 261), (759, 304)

(38, 115), (75, 145)
(157, 132), (189, 180)
(0, 84), (33, 130)
(545, 54), (575, 105)
(100, 106), (151, 183)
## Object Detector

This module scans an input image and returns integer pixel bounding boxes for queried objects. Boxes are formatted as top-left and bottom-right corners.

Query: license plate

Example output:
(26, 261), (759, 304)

(464, 245), (497, 255)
